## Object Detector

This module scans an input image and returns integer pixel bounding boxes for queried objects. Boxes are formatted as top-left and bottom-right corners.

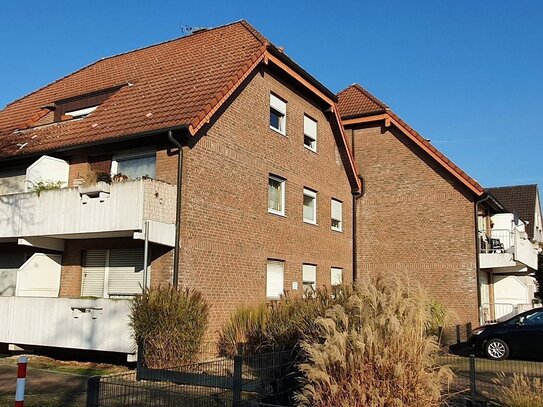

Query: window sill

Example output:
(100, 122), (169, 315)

(331, 227), (343, 233)
(270, 126), (286, 137)
(304, 145), (317, 154)
(268, 210), (287, 218)
(303, 220), (318, 226)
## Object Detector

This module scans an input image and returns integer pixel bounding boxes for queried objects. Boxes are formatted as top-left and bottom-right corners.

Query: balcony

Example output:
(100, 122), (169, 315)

(0, 179), (176, 248)
(0, 297), (134, 356)
(479, 227), (538, 270)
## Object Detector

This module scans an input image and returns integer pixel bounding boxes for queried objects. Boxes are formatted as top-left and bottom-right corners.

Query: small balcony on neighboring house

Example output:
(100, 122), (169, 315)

(478, 213), (539, 271)
(0, 155), (176, 358)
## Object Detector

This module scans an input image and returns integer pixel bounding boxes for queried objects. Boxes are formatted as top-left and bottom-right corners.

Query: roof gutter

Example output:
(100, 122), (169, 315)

(1, 124), (190, 163)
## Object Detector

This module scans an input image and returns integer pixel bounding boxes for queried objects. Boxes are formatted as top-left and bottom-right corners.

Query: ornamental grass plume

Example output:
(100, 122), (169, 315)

(295, 273), (452, 407)
(499, 373), (543, 407)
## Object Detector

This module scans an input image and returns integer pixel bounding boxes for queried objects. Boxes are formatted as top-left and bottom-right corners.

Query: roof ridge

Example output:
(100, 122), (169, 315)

(352, 83), (389, 110)
(488, 184), (538, 189)
(3, 20), (250, 110)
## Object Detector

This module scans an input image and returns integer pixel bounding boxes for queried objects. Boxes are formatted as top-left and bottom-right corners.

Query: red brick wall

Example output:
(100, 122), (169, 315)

(157, 69), (355, 334)
(349, 123), (479, 327)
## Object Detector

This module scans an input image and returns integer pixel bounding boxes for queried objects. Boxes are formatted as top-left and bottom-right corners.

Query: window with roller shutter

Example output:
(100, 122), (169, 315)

(81, 249), (150, 298)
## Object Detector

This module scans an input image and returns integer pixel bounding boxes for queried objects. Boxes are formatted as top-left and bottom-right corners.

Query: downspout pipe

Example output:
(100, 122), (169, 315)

(474, 194), (491, 324)
(168, 130), (185, 288)
(352, 176), (364, 284)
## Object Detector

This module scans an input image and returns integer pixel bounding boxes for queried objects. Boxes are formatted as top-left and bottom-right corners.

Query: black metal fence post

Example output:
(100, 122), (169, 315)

(86, 376), (100, 407)
(136, 340), (144, 381)
(232, 354), (243, 407)
(469, 354), (477, 406)
(456, 324), (461, 344)
(466, 322), (472, 337)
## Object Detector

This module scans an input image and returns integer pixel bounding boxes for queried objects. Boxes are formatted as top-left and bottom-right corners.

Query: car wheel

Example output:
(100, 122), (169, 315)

(485, 338), (509, 360)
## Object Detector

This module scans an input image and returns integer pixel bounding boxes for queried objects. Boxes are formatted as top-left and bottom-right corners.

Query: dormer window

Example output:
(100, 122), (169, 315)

(53, 85), (122, 122)
(64, 106), (98, 119)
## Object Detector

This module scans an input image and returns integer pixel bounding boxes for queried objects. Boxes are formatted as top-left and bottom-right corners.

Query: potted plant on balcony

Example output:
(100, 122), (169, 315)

(78, 171), (112, 196)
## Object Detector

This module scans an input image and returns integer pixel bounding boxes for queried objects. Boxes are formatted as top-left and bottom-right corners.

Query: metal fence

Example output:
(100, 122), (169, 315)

(87, 347), (296, 407)
(439, 354), (543, 406)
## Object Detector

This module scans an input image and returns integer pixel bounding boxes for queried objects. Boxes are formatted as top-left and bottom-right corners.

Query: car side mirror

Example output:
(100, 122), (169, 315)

(516, 320), (524, 327)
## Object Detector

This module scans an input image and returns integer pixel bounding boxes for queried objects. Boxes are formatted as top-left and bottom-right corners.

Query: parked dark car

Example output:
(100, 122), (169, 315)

(468, 308), (543, 360)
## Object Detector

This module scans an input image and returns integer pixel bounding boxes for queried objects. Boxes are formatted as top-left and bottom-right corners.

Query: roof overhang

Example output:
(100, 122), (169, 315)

(342, 112), (484, 197)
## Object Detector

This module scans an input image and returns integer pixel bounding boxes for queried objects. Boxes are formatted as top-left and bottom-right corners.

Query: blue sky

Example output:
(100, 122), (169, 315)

(1, 1), (541, 190)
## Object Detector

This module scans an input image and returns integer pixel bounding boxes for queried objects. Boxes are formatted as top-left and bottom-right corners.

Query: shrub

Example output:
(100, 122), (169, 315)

(217, 285), (352, 356)
(500, 374), (543, 407)
(217, 303), (268, 357)
(295, 274), (452, 407)
(130, 286), (209, 369)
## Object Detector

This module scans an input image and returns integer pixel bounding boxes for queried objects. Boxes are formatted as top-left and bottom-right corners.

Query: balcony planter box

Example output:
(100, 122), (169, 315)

(78, 181), (111, 196)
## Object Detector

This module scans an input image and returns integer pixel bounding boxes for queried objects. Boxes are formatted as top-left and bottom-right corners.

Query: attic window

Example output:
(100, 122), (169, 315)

(54, 85), (122, 122)
(65, 106), (98, 119)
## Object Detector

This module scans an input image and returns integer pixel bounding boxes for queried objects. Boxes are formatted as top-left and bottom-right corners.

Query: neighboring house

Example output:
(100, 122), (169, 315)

(0, 21), (361, 359)
(478, 185), (543, 322)
(337, 84), (505, 328)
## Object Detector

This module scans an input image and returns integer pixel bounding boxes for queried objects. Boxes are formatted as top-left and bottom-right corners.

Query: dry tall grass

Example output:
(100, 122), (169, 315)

(500, 374), (543, 407)
(130, 286), (209, 369)
(295, 274), (452, 407)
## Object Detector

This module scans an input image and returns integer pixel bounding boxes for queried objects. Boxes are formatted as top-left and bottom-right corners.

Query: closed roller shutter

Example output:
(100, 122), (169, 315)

(81, 249), (150, 298)
(0, 252), (26, 297)
(82, 250), (107, 297)
(108, 249), (145, 296)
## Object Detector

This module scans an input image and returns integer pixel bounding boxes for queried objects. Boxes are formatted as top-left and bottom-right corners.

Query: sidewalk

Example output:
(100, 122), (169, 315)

(0, 365), (88, 407)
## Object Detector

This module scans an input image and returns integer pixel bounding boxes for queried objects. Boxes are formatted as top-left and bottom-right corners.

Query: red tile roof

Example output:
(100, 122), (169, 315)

(337, 84), (484, 196)
(337, 83), (387, 118)
(0, 21), (268, 158)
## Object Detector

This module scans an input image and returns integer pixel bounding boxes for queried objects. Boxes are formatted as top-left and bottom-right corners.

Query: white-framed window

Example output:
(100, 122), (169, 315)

(81, 249), (150, 298)
(303, 115), (317, 152)
(266, 260), (284, 299)
(302, 264), (317, 295)
(331, 267), (343, 287)
(111, 148), (156, 180)
(270, 93), (286, 135)
(268, 175), (286, 216)
(65, 105), (98, 119)
(303, 188), (317, 224)
(331, 199), (343, 232)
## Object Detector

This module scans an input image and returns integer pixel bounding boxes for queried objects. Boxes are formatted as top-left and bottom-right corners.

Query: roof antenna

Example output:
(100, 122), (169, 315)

(179, 24), (208, 36)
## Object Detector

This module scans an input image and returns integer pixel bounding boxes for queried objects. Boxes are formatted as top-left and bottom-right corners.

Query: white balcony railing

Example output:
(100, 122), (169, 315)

(479, 227), (538, 270)
(0, 179), (176, 247)
(0, 297), (134, 355)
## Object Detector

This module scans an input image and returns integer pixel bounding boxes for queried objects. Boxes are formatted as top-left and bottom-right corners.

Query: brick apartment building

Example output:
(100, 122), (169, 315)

(0, 21), (361, 358)
(337, 84), (500, 327)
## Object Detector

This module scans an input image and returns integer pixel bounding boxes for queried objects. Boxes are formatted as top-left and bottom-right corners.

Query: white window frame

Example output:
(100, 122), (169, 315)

(268, 175), (286, 216)
(111, 147), (156, 178)
(303, 114), (317, 152)
(303, 188), (317, 225)
(65, 105), (98, 119)
(331, 199), (343, 232)
(270, 93), (287, 136)
(302, 264), (317, 295)
(331, 267), (343, 287)
(266, 260), (284, 299)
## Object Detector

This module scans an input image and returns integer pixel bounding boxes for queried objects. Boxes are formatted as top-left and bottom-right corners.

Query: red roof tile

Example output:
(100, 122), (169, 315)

(337, 84), (484, 196)
(337, 83), (387, 118)
(0, 21), (268, 158)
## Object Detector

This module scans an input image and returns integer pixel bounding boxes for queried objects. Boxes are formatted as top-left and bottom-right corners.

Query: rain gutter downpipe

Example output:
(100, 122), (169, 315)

(168, 129), (185, 288)
(474, 194), (491, 325)
(352, 175), (364, 283)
